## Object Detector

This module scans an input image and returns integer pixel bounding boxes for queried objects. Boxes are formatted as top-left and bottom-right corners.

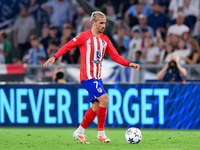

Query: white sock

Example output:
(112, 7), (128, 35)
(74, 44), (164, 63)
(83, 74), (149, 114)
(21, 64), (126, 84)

(98, 130), (105, 136)
(75, 125), (85, 134)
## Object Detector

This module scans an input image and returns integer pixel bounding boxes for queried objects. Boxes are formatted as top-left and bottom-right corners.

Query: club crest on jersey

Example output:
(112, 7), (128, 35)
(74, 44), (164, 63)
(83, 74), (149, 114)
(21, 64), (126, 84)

(97, 87), (102, 93)
(102, 41), (107, 48)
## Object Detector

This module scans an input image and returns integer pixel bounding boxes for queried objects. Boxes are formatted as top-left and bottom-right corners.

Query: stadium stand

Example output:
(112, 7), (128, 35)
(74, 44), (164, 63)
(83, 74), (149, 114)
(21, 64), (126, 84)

(0, 0), (200, 83)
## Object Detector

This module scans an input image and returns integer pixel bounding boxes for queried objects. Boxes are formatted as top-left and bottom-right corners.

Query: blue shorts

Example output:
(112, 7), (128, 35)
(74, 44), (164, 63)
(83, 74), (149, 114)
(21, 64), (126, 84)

(81, 78), (106, 103)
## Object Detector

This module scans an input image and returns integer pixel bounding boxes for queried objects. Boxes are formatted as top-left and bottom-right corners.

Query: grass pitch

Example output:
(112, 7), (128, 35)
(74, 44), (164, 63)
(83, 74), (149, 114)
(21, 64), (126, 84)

(0, 128), (199, 150)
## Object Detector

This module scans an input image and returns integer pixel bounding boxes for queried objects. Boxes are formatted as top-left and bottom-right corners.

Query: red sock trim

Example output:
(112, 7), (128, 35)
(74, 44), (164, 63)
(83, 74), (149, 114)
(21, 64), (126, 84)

(97, 106), (107, 131)
(80, 107), (97, 129)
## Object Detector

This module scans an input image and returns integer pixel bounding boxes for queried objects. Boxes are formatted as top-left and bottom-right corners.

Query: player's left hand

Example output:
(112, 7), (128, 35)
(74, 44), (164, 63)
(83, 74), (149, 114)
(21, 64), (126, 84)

(129, 63), (140, 72)
(43, 57), (55, 67)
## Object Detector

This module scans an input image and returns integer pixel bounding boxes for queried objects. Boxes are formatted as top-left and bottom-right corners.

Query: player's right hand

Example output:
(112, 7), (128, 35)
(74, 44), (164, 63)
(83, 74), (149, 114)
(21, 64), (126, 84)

(129, 63), (140, 72)
(43, 57), (55, 67)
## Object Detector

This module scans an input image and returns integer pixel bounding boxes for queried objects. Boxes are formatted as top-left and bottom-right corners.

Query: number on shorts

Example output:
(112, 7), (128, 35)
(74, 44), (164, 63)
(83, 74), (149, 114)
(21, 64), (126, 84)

(94, 81), (98, 89)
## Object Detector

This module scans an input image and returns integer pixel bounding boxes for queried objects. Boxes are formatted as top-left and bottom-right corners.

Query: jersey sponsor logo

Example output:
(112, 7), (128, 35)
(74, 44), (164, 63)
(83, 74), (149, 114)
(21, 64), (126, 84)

(91, 49), (102, 64)
(96, 49), (101, 60)
(91, 60), (102, 64)
(102, 41), (107, 48)
(89, 43), (94, 45)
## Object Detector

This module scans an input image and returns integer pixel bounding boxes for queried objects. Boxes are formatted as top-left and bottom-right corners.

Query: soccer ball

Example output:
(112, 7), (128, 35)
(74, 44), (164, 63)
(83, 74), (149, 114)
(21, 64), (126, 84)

(125, 127), (142, 144)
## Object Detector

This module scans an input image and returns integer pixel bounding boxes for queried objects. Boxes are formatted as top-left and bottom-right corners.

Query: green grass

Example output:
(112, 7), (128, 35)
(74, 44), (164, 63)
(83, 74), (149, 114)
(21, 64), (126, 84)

(0, 128), (200, 150)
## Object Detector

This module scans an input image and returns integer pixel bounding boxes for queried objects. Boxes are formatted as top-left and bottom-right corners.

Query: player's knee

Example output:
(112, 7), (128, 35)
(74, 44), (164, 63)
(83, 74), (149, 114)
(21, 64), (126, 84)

(103, 95), (109, 107)
(92, 101), (99, 113)
(98, 94), (109, 107)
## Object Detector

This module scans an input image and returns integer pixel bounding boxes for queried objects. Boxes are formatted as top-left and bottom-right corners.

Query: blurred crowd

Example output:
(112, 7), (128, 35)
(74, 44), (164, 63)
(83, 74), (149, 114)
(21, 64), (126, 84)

(0, 0), (200, 67)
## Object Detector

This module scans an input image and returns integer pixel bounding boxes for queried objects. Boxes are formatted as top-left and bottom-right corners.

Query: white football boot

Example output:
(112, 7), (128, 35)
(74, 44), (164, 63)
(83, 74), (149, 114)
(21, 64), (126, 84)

(97, 131), (110, 143)
(73, 132), (90, 144)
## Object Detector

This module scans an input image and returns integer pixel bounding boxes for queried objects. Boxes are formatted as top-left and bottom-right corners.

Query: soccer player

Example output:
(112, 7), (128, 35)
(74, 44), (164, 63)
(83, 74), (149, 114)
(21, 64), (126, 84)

(44, 11), (139, 144)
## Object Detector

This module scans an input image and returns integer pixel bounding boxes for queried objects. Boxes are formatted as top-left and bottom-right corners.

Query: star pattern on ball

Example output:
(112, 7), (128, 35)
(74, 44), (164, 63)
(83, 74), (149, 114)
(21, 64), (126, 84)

(134, 132), (139, 137)
(128, 138), (134, 143)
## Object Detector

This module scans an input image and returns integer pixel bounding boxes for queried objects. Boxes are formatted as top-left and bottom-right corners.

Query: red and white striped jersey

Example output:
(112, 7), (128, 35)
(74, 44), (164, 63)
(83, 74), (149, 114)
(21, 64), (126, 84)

(53, 30), (130, 82)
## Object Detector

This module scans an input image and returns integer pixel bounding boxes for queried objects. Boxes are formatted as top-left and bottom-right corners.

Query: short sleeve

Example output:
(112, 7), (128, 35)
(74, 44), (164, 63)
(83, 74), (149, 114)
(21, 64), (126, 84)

(127, 5), (135, 15)
(167, 26), (172, 35)
(148, 27), (154, 37)
(40, 46), (47, 58)
(146, 7), (153, 16)
(28, 49), (33, 64)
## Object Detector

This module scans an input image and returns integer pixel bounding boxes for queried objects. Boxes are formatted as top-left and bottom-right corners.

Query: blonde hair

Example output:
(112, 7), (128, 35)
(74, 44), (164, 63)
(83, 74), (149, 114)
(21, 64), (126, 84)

(90, 11), (106, 22)
(189, 39), (200, 61)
